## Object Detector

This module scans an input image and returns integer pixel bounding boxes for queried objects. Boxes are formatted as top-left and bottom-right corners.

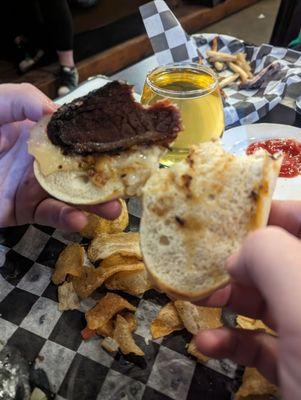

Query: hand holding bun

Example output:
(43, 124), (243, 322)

(140, 141), (281, 301)
(29, 81), (182, 205)
(0, 83), (121, 231)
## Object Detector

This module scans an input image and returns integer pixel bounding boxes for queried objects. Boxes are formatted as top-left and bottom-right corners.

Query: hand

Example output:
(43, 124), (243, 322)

(195, 201), (301, 400)
(0, 83), (121, 231)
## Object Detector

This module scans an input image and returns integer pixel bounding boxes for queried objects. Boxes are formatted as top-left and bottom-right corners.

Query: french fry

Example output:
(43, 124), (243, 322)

(219, 73), (240, 88)
(211, 36), (218, 52)
(228, 62), (249, 83)
(236, 53), (253, 78)
(214, 61), (224, 72)
(207, 50), (237, 63)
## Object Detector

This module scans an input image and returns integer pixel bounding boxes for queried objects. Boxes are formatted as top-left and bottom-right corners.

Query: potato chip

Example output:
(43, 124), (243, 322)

(174, 301), (202, 335)
(88, 232), (142, 262)
(197, 306), (222, 328)
(235, 367), (279, 399)
(73, 258), (144, 299)
(101, 254), (140, 268)
(121, 312), (137, 333)
(105, 269), (152, 296)
(30, 387), (47, 400)
(81, 199), (129, 239)
(97, 318), (115, 337)
(58, 281), (80, 311)
(236, 316), (276, 336)
(151, 302), (184, 339)
(52, 244), (85, 285)
(85, 293), (136, 330)
(113, 314), (144, 356)
(96, 311), (136, 337)
(101, 336), (119, 353)
(174, 301), (222, 335)
(187, 338), (210, 363)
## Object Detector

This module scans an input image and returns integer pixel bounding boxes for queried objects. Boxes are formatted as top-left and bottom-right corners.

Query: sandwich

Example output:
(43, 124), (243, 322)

(28, 81), (182, 204)
(140, 141), (281, 301)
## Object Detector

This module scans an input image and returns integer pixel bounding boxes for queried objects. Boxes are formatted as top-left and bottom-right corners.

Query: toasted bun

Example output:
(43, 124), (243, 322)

(30, 115), (164, 205)
(140, 141), (281, 301)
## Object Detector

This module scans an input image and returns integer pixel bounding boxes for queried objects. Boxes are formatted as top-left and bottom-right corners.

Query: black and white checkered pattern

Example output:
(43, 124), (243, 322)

(140, 0), (199, 65)
(0, 213), (238, 399)
(140, 1), (301, 128)
(194, 33), (301, 127)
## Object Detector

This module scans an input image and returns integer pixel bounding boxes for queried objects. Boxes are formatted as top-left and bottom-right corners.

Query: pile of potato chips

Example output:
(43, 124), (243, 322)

(51, 199), (279, 398)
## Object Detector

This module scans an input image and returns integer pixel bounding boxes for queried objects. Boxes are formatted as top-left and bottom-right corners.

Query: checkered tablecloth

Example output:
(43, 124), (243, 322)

(140, 0), (301, 128)
(0, 210), (239, 400)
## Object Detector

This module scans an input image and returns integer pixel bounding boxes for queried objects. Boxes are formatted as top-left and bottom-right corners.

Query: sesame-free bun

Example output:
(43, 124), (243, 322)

(30, 115), (164, 205)
(140, 141), (281, 301)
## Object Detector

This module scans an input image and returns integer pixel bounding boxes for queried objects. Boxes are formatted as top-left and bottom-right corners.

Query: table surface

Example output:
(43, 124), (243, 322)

(1, 55), (299, 400)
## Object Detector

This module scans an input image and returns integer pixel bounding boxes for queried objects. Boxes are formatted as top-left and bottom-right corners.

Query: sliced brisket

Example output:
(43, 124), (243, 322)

(47, 81), (182, 155)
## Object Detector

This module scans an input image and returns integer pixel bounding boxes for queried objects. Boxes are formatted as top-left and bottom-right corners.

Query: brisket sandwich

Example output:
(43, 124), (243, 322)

(28, 81), (182, 204)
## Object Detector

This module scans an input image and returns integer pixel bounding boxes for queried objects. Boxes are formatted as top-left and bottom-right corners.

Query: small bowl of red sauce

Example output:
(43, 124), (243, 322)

(246, 138), (301, 178)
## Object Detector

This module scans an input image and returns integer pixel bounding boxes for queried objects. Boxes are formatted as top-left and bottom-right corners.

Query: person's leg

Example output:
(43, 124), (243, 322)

(38, 0), (78, 95)
(3, 0), (44, 73)
(57, 50), (75, 68)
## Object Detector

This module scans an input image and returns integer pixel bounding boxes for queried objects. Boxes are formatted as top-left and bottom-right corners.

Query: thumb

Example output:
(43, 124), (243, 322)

(0, 83), (57, 125)
(33, 198), (88, 232)
(226, 226), (301, 334)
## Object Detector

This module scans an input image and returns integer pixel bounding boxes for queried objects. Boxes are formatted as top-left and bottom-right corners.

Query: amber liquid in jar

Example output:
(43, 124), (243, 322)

(141, 64), (224, 166)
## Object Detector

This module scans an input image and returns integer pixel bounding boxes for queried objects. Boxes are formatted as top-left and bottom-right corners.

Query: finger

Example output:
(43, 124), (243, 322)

(269, 200), (301, 238)
(0, 83), (57, 125)
(195, 283), (275, 329)
(80, 200), (122, 220)
(195, 327), (278, 384)
(226, 227), (301, 333)
(34, 198), (88, 232)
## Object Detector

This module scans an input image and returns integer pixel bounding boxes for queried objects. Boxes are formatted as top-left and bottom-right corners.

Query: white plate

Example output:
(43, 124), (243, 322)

(222, 123), (301, 200)
(55, 75), (141, 105)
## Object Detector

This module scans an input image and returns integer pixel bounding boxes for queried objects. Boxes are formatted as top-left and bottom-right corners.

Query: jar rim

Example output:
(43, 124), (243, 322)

(145, 63), (218, 98)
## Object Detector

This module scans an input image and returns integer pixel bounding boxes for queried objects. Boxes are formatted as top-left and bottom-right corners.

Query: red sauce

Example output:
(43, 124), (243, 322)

(246, 138), (301, 178)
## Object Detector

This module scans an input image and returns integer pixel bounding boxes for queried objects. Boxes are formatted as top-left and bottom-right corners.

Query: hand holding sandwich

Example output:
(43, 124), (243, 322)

(196, 201), (301, 400)
(0, 83), (121, 231)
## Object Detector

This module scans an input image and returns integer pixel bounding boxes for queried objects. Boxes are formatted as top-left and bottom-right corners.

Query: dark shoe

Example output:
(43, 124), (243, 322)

(14, 37), (44, 74)
(57, 66), (79, 97)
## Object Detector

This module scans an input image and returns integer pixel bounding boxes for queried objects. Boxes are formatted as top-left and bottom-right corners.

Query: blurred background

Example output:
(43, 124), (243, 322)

(0, 0), (295, 98)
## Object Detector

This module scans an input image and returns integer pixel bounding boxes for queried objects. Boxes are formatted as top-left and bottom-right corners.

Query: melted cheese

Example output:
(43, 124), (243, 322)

(28, 117), (164, 185)
(28, 118), (81, 176)
(91, 147), (163, 195)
